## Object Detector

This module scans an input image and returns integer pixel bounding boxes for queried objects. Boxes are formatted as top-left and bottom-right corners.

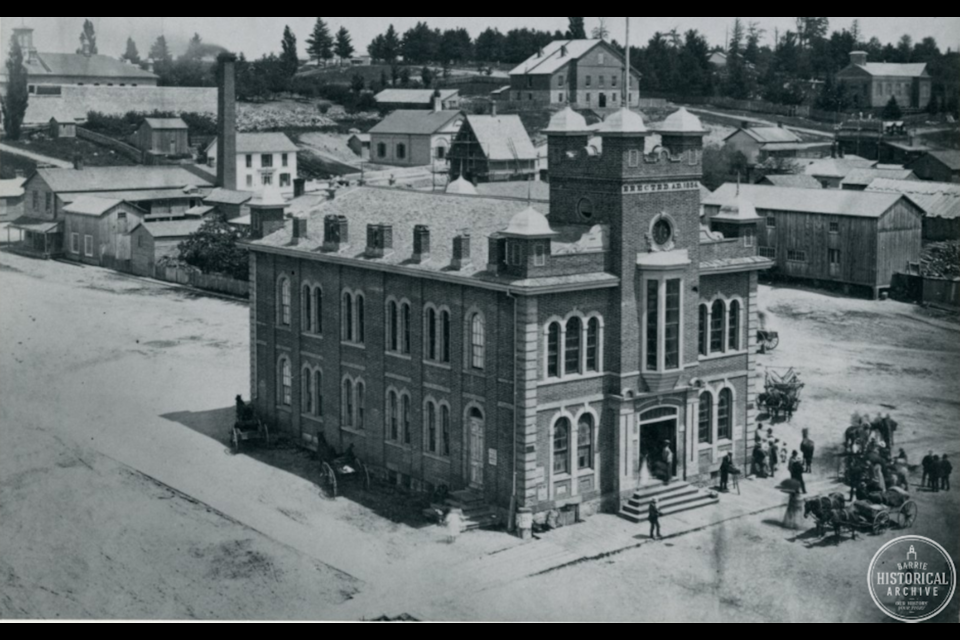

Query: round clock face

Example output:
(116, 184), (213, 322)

(653, 219), (673, 246)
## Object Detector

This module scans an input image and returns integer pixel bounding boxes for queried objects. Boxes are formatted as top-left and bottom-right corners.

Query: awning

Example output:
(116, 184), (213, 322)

(8, 217), (62, 234)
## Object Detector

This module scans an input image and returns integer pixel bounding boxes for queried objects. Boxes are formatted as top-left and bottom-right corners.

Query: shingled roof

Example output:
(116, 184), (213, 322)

(867, 178), (960, 220)
(844, 62), (929, 78)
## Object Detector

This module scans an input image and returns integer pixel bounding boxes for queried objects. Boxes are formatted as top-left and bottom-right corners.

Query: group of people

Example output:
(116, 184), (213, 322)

(847, 444), (910, 502)
(846, 412), (898, 454)
(921, 452), (953, 493)
(746, 425), (814, 491)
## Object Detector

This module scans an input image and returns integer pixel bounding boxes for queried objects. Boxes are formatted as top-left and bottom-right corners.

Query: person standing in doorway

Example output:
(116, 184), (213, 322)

(649, 498), (663, 540)
(789, 451), (807, 494)
(662, 441), (674, 486)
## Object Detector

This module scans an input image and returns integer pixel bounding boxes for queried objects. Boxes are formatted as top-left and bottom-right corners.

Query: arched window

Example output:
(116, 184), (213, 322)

(728, 300), (741, 352)
(387, 300), (399, 352)
(586, 318), (600, 372)
(718, 389), (733, 441)
(387, 390), (399, 441)
(278, 277), (291, 326)
(342, 378), (354, 427)
(426, 401), (438, 454)
(356, 380), (365, 429)
(314, 287), (323, 334)
(278, 356), (292, 406)
(565, 317), (582, 375)
(314, 370), (323, 417)
(302, 285), (313, 332)
(547, 322), (561, 378)
(578, 414), (594, 469)
(441, 404), (451, 457)
(699, 304), (708, 357)
(342, 292), (354, 342)
(440, 309), (451, 363)
(302, 366), (313, 414)
(470, 313), (485, 370)
(553, 418), (571, 475)
(401, 303), (411, 355)
(698, 391), (713, 444)
(401, 393), (412, 445)
(426, 307), (438, 361)
(356, 295), (365, 345)
(710, 300), (725, 354)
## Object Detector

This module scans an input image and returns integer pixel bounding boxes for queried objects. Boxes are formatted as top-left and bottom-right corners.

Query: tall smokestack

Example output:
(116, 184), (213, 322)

(217, 53), (238, 191)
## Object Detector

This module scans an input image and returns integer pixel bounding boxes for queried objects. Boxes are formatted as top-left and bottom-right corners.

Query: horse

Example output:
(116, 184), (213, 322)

(805, 493), (859, 542)
(760, 388), (783, 420)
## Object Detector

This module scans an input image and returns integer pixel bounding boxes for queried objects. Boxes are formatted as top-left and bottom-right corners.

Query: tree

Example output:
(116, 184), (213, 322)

(391, 63), (401, 86)
(566, 17), (587, 40)
(77, 19), (98, 55)
(592, 17), (610, 41)
(184, 33), (203, 61)
(1, 39), (29, 141)
(745, 22), (764, 65)
(883, 96), (902, 120)
(702, 145), (749, 191)
(850, 20), (862, 46)
(177, 218), (250, 281)
(306, 18), (334, 65)
(149, 36), (172, 65)
(896, 35), (914, 63)
(421, 66), (435, 87)
(281, 26), (300, 78)
(439, 28), (473, 65)
(334, 27), (355, 64)
(121, 37), (141, 65)
(351, 73), (366, 94)
(382, 25), (401, 62)
(475, 28), (504, 64)
(401, 22), (438, 65)
(400, 67), (411, 86)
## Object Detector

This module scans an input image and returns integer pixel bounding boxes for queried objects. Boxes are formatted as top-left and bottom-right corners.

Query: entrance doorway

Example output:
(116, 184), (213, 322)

(599, 93), (607, 108)
(467, 407), (484, 489)
(639, 408), (679, 483)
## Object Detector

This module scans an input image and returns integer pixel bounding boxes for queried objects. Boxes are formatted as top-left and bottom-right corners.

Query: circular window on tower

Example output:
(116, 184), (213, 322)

(650, 215), (676, 251)
(577, 197), (594, 221)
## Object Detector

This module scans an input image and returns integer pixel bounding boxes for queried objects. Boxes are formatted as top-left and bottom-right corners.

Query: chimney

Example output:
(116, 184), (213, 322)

(291, 217), (308, 246)
(490, 101), (497, 117)
(323, 214), (349, 252)
(366, 223), (393, 258)
(293, 178), (306, 198)
(217, 53), (239, 191)
(14, 170), (25, 179)
(413, 225), (431, 263)
(73, 154), (84, 171)
(451, 234), (471, 270)
(839, 145), (845, 159)
(850, 51), (868, 67)
(741, 121), (751, 130)
(432, 92), (442, 113)
(777, 121), (784, 129)
(561, 45), (568, 57)
(831, 142), (837, 159)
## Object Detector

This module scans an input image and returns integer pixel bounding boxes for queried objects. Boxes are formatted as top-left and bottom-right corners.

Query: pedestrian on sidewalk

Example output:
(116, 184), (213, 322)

(921, 451), (934, 489)
(444, 507), (464, 544)
(941, 455), (952, 492)
(789, 451), (807, 494)
(649, 498), (663, 540)
(769, 439), (780, 476)
(720, 453), (733, 492)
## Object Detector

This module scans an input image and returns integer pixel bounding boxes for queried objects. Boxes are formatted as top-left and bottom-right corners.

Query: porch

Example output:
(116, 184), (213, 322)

(5, 217), (63, 259)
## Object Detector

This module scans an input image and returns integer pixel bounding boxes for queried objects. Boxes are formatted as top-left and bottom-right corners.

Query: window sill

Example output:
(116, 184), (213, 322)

(386, 352), (413, 361)
(302, 414), (324, 424)
(385, 441), (413, 452)
(424, 453), (452, 464)
(302, 332), (324, 340)
(424, 361), (452, 371)
(463, 368), (486, 378)
(341, 342), (366, 350)
(698, 350), (748, 362)
(553, 473), (573, 481)
(540, 371), (604, 386)
(275, 326), (292, 333)
(340, 427), (367, 437)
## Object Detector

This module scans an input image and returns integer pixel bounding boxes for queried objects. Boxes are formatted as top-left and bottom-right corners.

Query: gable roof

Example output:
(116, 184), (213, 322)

(462, 115), (537, 161)
(915, 150), (960, 172)
(30, 53), (158, 80)
(204, 188), (255, 206)
(866, 178), (960, 219)
(62, 196), (126, 217)
(0, 177), (26, 199)
(841, 62), (929, 78)
(140, 218), (205, 238)
(727, 126), (802, 144)
(143, 117), (188, 130)
(841, 168), (918, 188)
(369, 110), (463, 136)
(509, 39), (614, 76)
(374, 89), (459, 105)
(759, 174), (824, 189)
(704, 183), (911, 218)
(801, 155), (876, 179)
(34, 166), (214, 194)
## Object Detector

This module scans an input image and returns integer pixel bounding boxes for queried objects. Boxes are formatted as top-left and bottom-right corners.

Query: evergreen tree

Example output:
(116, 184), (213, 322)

(421, 66), (435, 87)
(351, 73), (366, 94)
(77, 19), (98, 55)
(475, 28), (504, 64)
(382, 25), (401, 62)
(149, 35), (172, 64)
(121, 37), (141, 65)
(184, 33), (204, 61)
(1, 38), (29, 141)
(306, 18), (334, 65)
(882, 96), (902, 120)
(281, 26), (300, 77)
(400, 67), (411, 86)
(334, 27), (355, 64)
(566, 17), (587, 40)
(401, 22), (438, 65)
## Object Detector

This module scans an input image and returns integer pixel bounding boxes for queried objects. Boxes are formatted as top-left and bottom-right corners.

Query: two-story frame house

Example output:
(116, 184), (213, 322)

(205, 133), (299, 197)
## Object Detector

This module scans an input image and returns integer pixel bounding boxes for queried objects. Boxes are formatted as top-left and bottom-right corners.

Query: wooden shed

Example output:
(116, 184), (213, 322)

(49, 116), (77, 139)
(136, 118), (190, 156)
(704, 184), (924, 298)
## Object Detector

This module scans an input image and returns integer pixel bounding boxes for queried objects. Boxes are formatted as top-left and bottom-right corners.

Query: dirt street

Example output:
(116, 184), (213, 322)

(0, 254), (957, 621)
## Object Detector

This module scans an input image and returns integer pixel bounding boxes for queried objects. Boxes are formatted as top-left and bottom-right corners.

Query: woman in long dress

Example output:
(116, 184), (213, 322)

(783, 489), (804, 530)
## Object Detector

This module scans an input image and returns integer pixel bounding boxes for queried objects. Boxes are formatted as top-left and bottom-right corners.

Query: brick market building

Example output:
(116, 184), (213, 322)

(245, 106), (770, 526)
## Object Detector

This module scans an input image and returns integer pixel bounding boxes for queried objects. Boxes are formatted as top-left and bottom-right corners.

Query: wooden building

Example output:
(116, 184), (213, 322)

(836, 52), (932, 111)
(907, 151), (960, 184)
(62, 196), (145, 269)
(368, 109), (464, 168)
(867, 178), (960, 241)
(130, 218), (205, 277)
(135, 118), (190, 156)
(447, 114), (538, 183)
(704, 184), (923, 298)
(374, 89), (460, 111)
(48, 115), (77, 138)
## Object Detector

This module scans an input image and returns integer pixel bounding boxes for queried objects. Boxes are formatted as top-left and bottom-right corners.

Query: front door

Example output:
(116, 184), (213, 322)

(640, 418), (678, 482)
(468, 410), (484, 489)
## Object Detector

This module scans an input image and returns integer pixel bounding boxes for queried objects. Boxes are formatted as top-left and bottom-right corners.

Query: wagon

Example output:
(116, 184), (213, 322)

(316, 434), (371, 498)
(805, 489), (917, 542)
(759, 368), (804, 420)
(757, 330), (780, 353)
(232, 395), (270, 453)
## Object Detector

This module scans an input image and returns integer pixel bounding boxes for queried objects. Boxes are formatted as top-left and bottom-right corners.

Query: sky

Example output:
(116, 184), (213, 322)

(2, 17), (959, 63)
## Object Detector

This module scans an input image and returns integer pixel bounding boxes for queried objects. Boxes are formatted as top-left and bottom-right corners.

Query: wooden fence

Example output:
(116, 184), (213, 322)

(76, 127), (144, 164)
(156, 264), (249, 298)
(891, 272), (960, 308)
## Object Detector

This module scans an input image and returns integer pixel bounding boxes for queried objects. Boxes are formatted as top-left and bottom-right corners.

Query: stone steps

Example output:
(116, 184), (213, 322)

(619, 482), (721, 523)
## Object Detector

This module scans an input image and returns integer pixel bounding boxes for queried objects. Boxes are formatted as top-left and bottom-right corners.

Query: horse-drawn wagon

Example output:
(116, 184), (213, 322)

(316, 434), (371, 498)
(232, 395), (270, 453)
(757, 330), (780, 353)
(759, 368), (804, 420)
(804, 489), (917, 542)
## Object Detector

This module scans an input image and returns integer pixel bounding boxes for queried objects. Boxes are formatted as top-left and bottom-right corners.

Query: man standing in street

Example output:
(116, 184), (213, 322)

(662, 441), (674, 486)
(801, 429), (815, 474)
(930, 455), (941, 493)
(720, 453), (733, 492)
(922, 451), (934, 490)
(649, 498), (663, 540)
(789, 451), (807, 494)
(941, 455), (952, 492)
(769, 439), (780, 476)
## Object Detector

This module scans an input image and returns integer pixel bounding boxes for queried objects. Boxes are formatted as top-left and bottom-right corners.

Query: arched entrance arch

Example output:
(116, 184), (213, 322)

(639, 406), (679, 484)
